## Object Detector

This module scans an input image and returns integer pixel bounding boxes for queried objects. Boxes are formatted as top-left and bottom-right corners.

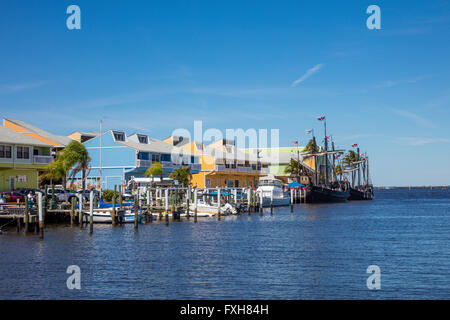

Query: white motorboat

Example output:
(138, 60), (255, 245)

(188, 201), (238, 215)
(256, 175), (291, 207)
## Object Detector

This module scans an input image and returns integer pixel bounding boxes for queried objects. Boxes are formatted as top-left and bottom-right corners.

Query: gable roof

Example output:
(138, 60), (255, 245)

(4, 118), (73, 147)
(0, 125), (51, 147)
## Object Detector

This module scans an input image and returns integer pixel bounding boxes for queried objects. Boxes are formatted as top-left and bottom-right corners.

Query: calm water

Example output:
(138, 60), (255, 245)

(1, 189), (449, 299)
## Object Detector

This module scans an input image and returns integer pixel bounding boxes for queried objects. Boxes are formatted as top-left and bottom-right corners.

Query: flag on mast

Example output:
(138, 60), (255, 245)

(317, 116), (325, 121)
(306, 129), (313, 134)
(292, 141), (298, 146)
(352, 143), (358, 147)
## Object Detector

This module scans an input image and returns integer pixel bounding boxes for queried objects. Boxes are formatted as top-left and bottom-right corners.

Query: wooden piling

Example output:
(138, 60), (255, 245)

(78, 194), (84, 227)
(247, 187), (251, 215)
(89, 191), (94, 234)
(217, 187), (221, 221)
(38, 192), (44, 240)
(165, 189), (169, 226)
(290, 188), (294, 213)
(194, 187), (198, 223)
(111, 185), (116, 226)
(24, 197), (29, 233)
(134, 194), (139, 230)
(70, 197), (75, 226)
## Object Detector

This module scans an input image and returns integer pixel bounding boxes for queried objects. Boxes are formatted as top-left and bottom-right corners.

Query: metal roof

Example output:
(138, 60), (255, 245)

(5, 119), (73, 146)
(0, 125), (52, 146)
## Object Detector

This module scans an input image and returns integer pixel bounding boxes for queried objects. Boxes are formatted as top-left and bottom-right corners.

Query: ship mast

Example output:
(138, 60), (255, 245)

(323, 118), (328, 186)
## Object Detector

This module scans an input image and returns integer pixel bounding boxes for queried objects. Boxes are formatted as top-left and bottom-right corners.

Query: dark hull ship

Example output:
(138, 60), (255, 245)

(346, 147), (374, 201)
(305, 185), (349, 203)
(348, 187), (373, 200)
(300, 117), (350, 203)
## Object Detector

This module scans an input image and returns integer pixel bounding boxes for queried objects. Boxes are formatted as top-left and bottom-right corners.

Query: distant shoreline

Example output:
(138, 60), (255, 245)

(375, 186), (449, 189)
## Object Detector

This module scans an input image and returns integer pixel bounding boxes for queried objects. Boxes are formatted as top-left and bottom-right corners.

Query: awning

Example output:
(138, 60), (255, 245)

(287, 181), (305, 188)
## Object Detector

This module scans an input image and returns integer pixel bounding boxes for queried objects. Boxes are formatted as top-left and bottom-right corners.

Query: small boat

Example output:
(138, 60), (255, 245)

(83, 209), (142, 223)
(256, 175), (291, 207)
(189, 202), (238, 215)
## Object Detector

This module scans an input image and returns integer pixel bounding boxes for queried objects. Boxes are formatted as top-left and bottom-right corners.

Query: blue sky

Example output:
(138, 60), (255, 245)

(0, 0), (449, 186)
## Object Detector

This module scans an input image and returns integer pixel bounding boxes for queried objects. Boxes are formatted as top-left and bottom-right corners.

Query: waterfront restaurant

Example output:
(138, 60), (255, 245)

(71, 130), (200, 191)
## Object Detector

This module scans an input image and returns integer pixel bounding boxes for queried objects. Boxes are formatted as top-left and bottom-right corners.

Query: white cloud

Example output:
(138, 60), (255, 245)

(392, 109), (436, 128)
(396, 137), (450, 146)
(291, 64), (324, 87)
(0, 81), (47, 94)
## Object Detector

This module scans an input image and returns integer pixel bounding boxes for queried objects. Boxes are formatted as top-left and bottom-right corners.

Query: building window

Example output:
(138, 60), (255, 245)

(235, 180), (239, 187)
(0, 145), (12, 158)
(252, 164), (257, 170)
(152, 154), (160, 162)
(113, 131), (125, 141)
(138, 152), (149, 160)
(137, 135), (148, 144)
(160, 154), (171, 162)
(17, 146), (29, 159)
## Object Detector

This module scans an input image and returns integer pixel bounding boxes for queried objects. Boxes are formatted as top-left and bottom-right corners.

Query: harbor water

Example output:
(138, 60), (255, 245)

(0, 188), (449, 299)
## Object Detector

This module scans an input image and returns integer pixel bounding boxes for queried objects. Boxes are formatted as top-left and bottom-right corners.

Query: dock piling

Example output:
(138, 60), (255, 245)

(89, 191), (94, 234)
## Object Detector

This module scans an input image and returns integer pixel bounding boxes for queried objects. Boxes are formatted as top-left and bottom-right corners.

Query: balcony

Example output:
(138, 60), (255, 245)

(136, 159), (152, 168)
(260, 167), (270, 174)
(215, 164), (226, 171)
(161, 161), (174, 169)
(237, 166), (252, 173)
(33, 155), (53, 164)
(190, 163), (201, 171)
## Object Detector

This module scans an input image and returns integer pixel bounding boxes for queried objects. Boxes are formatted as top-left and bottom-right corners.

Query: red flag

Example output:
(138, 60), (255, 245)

(352, 143), (358, 147)
(317, 116), (325, 121)
(292, 140), (298, 146)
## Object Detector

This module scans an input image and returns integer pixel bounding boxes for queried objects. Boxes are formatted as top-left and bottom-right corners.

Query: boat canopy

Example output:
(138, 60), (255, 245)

(287, 181), (305, 188)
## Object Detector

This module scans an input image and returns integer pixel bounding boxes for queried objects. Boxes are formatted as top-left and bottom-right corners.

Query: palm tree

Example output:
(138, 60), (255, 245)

(41, 155), (71, 201)
(302, 138), (320, 155)
(61, 141), (92, 193)
(342, 150), (358, 169)
(335, 164), (343, 179)
(284, 158), (303, 179)
(169, 166), (192, 187)
(145, 161), (164, 184)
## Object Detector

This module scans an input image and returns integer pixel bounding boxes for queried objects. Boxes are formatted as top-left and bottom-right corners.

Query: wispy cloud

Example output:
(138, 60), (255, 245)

(392, 108), (436, 128)
(396, 137), (450, 146)
(0, 81), (47, 94)
(374, 75), (430, 89)
(291, 64), (324, 87)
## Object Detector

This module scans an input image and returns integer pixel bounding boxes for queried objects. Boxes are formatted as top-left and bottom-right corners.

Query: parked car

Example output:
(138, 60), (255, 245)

(46, 188), (87, 203)
(0, 191), (25, 203)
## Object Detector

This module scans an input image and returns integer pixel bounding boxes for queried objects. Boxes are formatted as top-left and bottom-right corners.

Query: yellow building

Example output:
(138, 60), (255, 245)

(164, 136), (269, 188)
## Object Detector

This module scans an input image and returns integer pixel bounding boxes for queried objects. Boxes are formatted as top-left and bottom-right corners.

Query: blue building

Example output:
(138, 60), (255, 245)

(72, 130), (200, 190)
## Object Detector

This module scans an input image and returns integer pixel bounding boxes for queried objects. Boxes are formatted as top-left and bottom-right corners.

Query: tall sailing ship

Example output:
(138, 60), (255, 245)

(300, 116), (350, 203)
(345, 146), (374, 200)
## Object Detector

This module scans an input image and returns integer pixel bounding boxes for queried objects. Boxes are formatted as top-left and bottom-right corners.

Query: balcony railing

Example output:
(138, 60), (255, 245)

(136, 159), (152, 168)
(190, 163), (201, 171)
(161, 161), (174, 169)
(260, 167), (270, 174)
(33, 155), (53, 164)
(215, 164), (226, 171)
(237, 166), (252, 172)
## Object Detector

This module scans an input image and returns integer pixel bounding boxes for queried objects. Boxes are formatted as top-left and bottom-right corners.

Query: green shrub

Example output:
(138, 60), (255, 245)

(102, 189), (119, 202)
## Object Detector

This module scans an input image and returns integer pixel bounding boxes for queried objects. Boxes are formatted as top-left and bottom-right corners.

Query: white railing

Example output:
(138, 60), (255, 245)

(190, 163), (201, 171)
(161, 161), (174, 169)
(136, 159), (152, 168)
(33, 155), (53, 164)
(237, 166), (252, 172)
(215, 164), (226, 171)
(260, 167), (270, 174)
